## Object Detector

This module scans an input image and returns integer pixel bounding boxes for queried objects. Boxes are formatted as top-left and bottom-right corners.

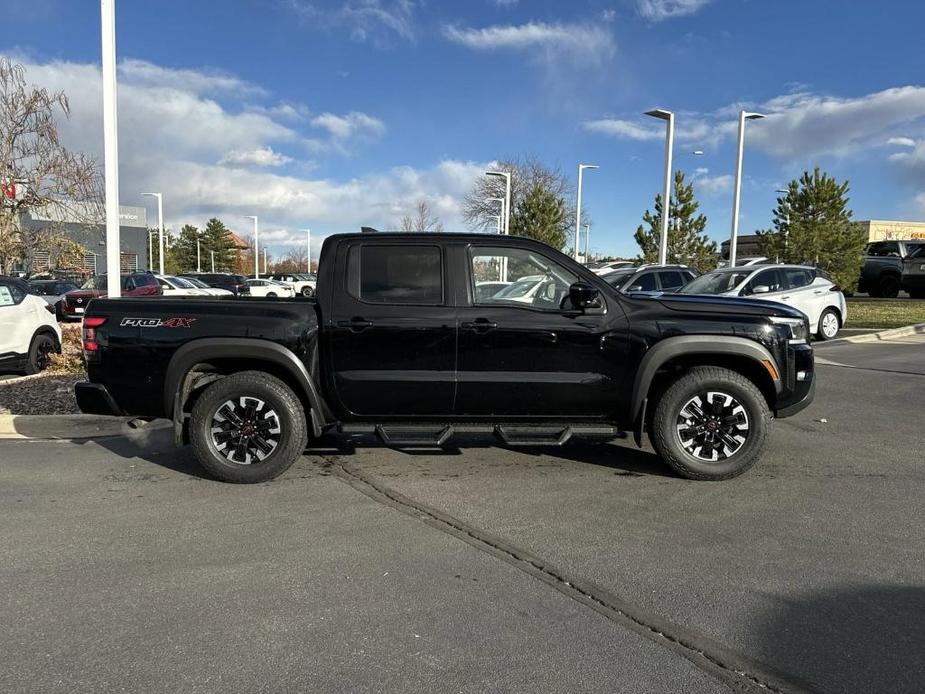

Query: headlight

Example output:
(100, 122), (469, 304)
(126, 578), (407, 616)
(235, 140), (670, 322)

(769, 316), (808, 344)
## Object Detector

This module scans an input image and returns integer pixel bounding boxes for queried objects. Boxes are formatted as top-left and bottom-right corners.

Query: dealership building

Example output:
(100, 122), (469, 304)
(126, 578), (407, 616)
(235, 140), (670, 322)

(17, 205), (149, 276)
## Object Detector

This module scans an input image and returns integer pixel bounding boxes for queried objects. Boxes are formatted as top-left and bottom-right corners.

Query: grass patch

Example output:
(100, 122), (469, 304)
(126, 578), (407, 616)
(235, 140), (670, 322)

(846, 299), (925, 329)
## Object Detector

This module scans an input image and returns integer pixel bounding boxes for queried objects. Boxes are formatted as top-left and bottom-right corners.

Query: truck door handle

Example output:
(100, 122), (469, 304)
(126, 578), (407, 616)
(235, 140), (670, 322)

(461, 319), (498, 333)
(338, 317), (373, 332)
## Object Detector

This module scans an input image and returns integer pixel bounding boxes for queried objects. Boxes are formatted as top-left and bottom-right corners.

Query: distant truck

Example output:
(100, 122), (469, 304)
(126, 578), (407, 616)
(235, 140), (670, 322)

(74, 233), (815, 484)
(858, 240), (925, 297)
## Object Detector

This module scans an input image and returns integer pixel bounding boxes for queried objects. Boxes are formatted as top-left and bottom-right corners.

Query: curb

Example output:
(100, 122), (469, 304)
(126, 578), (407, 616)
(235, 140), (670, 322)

(0, 414), (132, 440)
(821, 323), (925, 345)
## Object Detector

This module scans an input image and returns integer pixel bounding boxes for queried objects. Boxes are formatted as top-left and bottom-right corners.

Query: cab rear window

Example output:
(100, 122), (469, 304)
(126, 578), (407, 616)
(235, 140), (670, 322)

(347, 245), (443, 305)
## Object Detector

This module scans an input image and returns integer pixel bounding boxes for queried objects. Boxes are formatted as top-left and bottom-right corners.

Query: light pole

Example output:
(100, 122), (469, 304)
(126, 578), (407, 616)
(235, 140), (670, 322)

(263, 247), (268, 275)
(100, 0), (121, 296)
(645, 109), (675, 266)
(243, 216), (259, 278)
(140, 192), (164, 275)
(728, 110), (766, 267)
(486, 171), (511, 235)
(488, 198), (505, 233)
(210, 250), (215, 273)
(574, 164), (599, 260)
(302, 229), (311, 272)
(776, 188), (790, 263)
(583, 223), (591, 261)
(488, 215), (501, 234)
(147, 229), (154, 271)
(196, 233), (202, 273)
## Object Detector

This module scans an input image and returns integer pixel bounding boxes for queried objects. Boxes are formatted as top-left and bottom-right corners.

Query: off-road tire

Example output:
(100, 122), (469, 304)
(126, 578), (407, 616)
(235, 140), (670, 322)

(649, 366), (770, 481)
(815, 308), (841, 341)
(190, 371), (308, 483)
(25, 333), (57, 375)
(877, 273), (901, 299)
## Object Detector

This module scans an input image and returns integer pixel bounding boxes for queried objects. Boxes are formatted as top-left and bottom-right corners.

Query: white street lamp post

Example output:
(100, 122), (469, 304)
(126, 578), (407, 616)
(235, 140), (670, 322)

(100, 0), (121, 296)
(583, 223), (591, 261)
(148, 229), (154, 271)
(574, 164), (598, 260)
(488, 198), (505, 234)
(776, 188), (790, 262)
(211, 250), (215, 273)
(488, 215), (501, 234)
(486, 171), (511, 235)
(140, 192), (164, 275)
(302, 229), (311, 272)
(645, 109), (675, 266)
(263, 248), (268, 275)
(728, 111), (766, 267)
(243, 216), (259, 278)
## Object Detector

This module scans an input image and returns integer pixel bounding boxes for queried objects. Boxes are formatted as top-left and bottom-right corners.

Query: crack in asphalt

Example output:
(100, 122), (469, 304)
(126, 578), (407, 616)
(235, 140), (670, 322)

(331, 456), (822, 694)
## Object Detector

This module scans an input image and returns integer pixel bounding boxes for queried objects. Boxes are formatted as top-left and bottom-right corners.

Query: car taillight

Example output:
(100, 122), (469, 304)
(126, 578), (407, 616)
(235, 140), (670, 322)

(82, 316), (107, 355)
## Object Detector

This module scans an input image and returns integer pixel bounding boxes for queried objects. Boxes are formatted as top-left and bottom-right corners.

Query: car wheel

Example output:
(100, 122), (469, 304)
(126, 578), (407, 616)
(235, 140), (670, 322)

(816, 308), (841, 341)
(878, 274), (901, 298)
(301, 286), (315, 298)
(25, 333), (57, 375)
(649, 366), (770, 481)
(190, 371), (308, 483)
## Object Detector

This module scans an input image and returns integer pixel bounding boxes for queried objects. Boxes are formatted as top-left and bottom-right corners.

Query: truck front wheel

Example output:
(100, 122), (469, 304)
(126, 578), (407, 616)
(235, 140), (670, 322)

(649, 366), (770, 481)
(190, 371), (308, 483)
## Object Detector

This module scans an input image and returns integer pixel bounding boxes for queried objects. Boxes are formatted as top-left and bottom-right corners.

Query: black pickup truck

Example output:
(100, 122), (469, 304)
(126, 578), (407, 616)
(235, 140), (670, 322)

(75, 233), (815, 483)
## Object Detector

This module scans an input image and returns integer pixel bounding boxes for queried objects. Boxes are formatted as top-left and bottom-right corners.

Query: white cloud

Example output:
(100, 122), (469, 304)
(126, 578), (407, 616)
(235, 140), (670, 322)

(219, 147), (293, 168)
(492, 0), (519, 6)
(443, 22), (615, 63)
(118, 58), (266, 97)
(887, 136), (916, 147)
(637, 0), (711, 21)
(585, 86), (925, 161)
(692, 170), (733, 196)
(310, 111), (385, 141)
(285, 0), (417, 45)
(3, 55), (481, 248)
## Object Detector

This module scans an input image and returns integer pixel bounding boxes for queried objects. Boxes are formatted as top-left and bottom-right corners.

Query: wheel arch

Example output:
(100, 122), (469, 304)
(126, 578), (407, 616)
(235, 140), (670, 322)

(165, 338), (330, 445)
(630, 336), (781, 446)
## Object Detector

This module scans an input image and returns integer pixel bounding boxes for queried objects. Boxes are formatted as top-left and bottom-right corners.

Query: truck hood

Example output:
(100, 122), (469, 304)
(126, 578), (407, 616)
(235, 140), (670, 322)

(655, 293), (805, 319)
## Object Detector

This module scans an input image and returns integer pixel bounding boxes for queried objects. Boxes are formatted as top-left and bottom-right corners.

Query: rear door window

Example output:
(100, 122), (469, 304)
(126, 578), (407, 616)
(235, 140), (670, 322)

(657, 271), (685, 290)
(783, 269), (813, 289)
(347, 245), (443, 305)
(630, 272), (658, 291)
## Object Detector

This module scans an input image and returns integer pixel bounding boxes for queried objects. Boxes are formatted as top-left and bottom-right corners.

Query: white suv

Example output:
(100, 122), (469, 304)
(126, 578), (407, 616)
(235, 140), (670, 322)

(0, 277), (62, 374)
(681, 264), (848, 340)
(268, 273), (316, 297)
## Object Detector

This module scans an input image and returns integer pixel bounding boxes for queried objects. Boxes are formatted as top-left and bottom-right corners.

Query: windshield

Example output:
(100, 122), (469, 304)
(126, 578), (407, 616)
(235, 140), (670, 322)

(602, 269), (635, 286)
(681, 271), (753, 295)
(168, 276), (196, 289)
(909, 244), (925, 260)
(81, 276), (106, 290)
(184, 277), (208, 288)
(493, 276), (541, 299)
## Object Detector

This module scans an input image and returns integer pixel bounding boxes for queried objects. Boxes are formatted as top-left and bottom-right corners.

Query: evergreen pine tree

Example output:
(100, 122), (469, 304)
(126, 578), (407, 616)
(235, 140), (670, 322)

(200, 218), (236, 272)
(509, 183), (567, 251)
(168, 224), (201, 273)
(756, 168), (866, 290)
(634, 170), (717, 272)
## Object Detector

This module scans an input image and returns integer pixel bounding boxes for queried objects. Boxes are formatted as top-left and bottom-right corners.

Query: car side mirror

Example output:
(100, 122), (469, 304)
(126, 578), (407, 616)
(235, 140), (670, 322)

(752, 285), (770, 294)
(628, 285), (643, 292)
(569, 281), (600, 310)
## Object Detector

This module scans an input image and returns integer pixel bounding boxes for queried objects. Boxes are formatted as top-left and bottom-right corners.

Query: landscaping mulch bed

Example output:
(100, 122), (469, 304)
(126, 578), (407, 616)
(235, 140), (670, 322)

(0, 372), (83, 415)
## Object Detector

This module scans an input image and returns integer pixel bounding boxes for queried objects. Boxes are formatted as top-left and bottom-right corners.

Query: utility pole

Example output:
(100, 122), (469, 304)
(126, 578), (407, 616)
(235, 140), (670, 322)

(574, 164), (598, 260)
(100, 0), (121, 295)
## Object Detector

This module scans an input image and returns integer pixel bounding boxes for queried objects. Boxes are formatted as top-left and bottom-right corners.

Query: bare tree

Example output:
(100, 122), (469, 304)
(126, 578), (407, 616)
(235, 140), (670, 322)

(399, 200), (444, 232)
(461, 155), (580, 238)
(0, 58), (103, 274)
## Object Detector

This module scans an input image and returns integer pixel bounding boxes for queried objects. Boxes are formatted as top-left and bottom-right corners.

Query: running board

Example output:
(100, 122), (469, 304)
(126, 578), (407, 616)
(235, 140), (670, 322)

(338, 423), (625, 448)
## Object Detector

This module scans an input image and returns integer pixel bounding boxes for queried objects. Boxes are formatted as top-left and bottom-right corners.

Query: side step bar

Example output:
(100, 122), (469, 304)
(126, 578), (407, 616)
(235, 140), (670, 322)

(338, 423), (626, 448)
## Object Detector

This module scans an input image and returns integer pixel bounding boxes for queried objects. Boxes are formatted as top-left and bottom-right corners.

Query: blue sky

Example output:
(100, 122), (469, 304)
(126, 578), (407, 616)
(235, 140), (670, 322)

(4, 0), (925, 258)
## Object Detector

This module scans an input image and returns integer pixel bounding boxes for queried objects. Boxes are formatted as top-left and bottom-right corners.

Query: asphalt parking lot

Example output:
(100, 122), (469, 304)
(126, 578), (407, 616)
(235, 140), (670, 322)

(2, 336), (923, 693)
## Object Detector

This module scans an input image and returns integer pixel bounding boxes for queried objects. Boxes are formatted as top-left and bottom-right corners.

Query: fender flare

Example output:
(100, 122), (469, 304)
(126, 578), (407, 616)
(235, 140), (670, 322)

(164, 338), (328, 442)
(629, 335), (781, 445)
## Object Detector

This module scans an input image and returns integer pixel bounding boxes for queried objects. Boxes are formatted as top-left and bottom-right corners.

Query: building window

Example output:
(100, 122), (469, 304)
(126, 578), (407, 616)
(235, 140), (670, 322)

(120, 253), (138, 272)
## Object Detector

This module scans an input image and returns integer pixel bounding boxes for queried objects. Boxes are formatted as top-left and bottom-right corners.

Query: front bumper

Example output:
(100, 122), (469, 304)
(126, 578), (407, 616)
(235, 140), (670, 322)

(74, 382), (124, 416)
(774, 343), (815, 418)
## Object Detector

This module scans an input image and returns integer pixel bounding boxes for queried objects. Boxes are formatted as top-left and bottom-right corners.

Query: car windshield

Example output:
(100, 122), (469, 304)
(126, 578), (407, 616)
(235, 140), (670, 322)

(81, 276), (106, 290)
(184, 277), (208, 288)
(168, 276), (196, 289)
(908, 244), (925, 260)
(493, 276), (541, 299)
(681, 271), (753, 295)
(601, 269), (636, 286)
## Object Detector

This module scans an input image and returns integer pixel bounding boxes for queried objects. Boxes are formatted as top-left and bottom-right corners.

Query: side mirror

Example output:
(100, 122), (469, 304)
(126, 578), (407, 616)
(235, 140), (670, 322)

(628, 285), (643, 292)
(569, 281), (600, 310)
(752, 285), (771, 294)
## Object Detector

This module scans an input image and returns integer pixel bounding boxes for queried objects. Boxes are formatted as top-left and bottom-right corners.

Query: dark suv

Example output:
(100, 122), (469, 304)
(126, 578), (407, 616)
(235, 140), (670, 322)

(601, 265), (699, 293)
(858, 240), (925, 297)
(180, 273), (250, 296)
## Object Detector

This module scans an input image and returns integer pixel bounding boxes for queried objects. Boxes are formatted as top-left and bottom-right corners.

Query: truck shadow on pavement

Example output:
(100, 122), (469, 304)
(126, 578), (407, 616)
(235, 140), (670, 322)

(312, 434), (675, 478)
(753, 585), (925, 694)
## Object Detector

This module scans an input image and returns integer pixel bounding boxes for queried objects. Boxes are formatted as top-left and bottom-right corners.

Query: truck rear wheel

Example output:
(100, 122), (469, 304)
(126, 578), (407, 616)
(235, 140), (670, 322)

(648, 366), (770, 481)
(190, 371), (308, 483)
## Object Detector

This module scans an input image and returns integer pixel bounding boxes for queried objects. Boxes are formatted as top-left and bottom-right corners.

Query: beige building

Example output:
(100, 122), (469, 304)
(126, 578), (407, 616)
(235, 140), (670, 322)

(857, 220), (925, 242)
